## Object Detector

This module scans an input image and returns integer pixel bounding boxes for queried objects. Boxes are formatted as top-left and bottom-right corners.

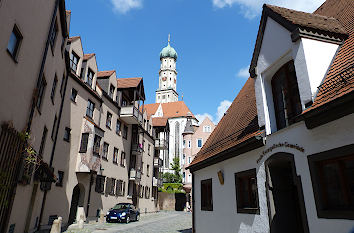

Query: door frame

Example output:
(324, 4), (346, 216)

(264, 152), (309, 233)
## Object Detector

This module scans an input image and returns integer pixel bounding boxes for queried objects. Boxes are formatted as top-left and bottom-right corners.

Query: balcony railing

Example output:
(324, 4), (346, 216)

(154, 157), (163, 168)
(153, 177), (163, 187)
(154, 139), (167, 149)
(129, 169), (141, 181)
(120, 105), (143, 125)
(131, 143), (143, 155)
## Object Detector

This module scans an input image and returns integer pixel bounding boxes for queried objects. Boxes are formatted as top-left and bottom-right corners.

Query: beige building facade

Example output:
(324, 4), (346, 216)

(0, 2), (161, 232)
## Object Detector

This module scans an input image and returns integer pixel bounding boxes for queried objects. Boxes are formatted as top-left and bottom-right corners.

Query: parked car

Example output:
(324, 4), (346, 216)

(106, 203), (140, 223)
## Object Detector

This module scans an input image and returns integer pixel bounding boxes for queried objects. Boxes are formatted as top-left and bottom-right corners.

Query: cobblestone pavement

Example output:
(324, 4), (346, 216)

(65, 211), (192, 233)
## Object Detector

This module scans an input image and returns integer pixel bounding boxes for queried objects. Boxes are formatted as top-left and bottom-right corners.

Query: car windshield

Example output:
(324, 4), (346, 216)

(112, 204), (129, 210)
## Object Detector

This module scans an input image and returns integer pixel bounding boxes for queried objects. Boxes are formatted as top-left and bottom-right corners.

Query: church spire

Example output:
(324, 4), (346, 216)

(168, 33), (170, 45)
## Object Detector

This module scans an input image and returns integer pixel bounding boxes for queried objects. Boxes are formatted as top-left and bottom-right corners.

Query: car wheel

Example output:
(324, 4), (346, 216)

(136, 214), (140, 221)
(126, 216), (130, 224)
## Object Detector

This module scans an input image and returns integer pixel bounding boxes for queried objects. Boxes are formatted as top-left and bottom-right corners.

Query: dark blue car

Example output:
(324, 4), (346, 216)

(106, 203), (140, 223)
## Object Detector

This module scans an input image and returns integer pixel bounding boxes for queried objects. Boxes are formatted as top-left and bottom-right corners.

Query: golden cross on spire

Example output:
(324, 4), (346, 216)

(168, 34), (170, 44)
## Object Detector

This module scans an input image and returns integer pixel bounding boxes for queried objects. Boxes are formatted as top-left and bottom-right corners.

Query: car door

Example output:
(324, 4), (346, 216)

(130, 205), (137, 220)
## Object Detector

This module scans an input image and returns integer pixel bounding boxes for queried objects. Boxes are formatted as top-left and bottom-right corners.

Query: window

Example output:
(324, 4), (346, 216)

(86, 100), (95, 118)
(308, 144), (354, 219)
(188, 157), (191, 164)
(113, 147), (118, 164)
(95, 175), (105, 193)
(7, 25), (22, 60)
(235, 169), (259, 214)
(201, 179), (213, 211)
(188, 140), (191, 148)
(197, 139), (203, 148)
(148, 144), (151, 156)
(49, 19), (58, 49)
(93, 135), (101, 156)
(50, 76), (58, 103)
(51, 115), (57, 140)
(79, 133), (89, 153)
(106, 112), (112, 129)
(182, 154), (186, 164)
(108, 178), (116, 196)
(63, 127), (71, 142)
(71, 88), (77, 102)
(102, 142), (109, 160)
(56, 171), (64, 187)
(116, 180), (125, 196)
(70, 51), (79, 72)
(109, 84), (115, 98)
(183, 140), (185, 148)
(271, 61), (302, 130)
(147, 165), (150, 177)
(38, 127), (48, 158)
(80, 68), (84, 79)
(120, 151), (126, 167)
(145, 187), (150, 199)
(123, 125), (128, 139)
(59, 75), (65, 97)
(86, 68), (94, 87)
(203, 125), (211, 133)
(116, 120), (121, 135)
(36, 76), (47, 111)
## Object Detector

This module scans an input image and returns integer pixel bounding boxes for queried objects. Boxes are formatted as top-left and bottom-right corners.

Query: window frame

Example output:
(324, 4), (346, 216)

(235, 168), (260, 214)
(86, 68), (94, 87)
(120, 151), (126, 167)
(50, 75), (58, 104)
(63, 127), (71, 142)
(86, 99), (95, 119)
(36, 76), (47, 112)
(7, 24), (23, 61)
(55, 171), (64, 187)
(102, 142), (109, 160)
(113, 147), (118, 164)
(116, 120), (121, 135)
(71, 88), (78, 102)
(70, 51), (79, 72)
(79, 133), (89, 153)
(197, 138), (203, 148)
(95, 175), (105, 193)
(93, 134), (101, 156)
(106, 112), (112, 129)
(201, 178), (213, 211)
(308, 144), (354, 220)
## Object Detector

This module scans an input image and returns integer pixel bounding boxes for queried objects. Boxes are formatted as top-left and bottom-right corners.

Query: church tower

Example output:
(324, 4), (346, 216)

(156, 34), (179, 103)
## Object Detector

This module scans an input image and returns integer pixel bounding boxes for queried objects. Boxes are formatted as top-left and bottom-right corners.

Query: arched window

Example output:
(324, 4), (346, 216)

(175, 122), (180, 158)
(271, 60), (302, 130)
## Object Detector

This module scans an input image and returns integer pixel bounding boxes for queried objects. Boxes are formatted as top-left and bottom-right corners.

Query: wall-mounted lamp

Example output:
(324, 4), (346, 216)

(217, 170), (224, 185)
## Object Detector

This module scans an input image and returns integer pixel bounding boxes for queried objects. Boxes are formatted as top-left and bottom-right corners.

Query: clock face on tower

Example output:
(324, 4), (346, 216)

(162, 77), (167, 81)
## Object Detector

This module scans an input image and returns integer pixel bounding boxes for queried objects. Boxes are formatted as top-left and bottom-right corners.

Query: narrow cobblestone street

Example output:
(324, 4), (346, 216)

(65, 211), (192, 233)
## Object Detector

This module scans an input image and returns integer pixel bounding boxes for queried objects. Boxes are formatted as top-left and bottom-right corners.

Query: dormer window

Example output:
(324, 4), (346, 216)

(109, 84), (115, 98)
(271, 61), (302, 130)
(70, 52), (79, 72)
(86, 68), (94, 87)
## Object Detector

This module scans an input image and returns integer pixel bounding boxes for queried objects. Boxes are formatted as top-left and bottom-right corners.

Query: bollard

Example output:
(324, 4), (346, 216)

(99, 209), (105, 223)
(78, 215), (84, 229)
(50, 216), (62, 233)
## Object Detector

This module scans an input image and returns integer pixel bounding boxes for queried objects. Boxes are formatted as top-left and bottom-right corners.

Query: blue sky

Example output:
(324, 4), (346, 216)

(67, 0), (325, 124)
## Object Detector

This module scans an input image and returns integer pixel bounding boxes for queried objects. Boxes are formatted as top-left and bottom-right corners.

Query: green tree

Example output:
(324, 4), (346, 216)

(170, 157), (182, 183)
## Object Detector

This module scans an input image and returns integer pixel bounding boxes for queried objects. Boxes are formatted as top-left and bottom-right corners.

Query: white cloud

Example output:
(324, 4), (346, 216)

(195, 113), (214, 124)
(212, 0), (326, 19)
(111, 0), (143, 14)
(237, 66), (250, 79)
(216, 100), (232, 122)
(197, 100), (232, 125)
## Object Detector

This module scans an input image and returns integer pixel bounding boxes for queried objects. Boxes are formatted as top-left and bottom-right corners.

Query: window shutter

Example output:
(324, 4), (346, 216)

(105, 178), (110, 195)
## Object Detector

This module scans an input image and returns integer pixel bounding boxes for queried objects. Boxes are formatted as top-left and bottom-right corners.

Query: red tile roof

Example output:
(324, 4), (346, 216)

(68, 36), (80, 42)
(265, 4), (347, 35)
(144, 101), (195, 120)
(151, 117), (168, 127)
(117, 77), (142, 89)
(97, 70), (115, 78)
(83, 53), (95, 60)
(305, 0), (354, 111)
(189, 78), (259, 167)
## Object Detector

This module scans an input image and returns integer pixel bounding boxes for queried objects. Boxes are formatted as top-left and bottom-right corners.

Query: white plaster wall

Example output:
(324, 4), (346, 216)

(193, 113), (354, 233)
(255, 18), (339, 134)
(301, 38), (339, 98)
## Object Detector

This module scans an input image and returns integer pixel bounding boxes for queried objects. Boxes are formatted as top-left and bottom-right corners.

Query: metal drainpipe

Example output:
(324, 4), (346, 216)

(37, 51), (70, 231)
